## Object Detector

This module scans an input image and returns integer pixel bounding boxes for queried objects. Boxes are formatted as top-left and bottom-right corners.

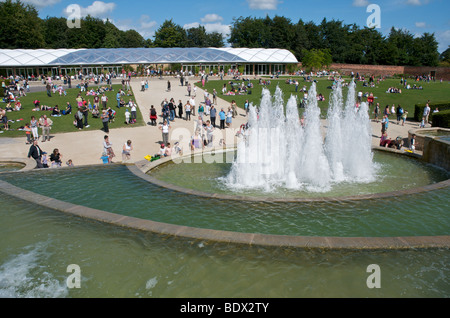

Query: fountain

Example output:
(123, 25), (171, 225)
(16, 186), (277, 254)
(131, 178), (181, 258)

(0, 80), (449, 298)
(225, 81), (374, 193)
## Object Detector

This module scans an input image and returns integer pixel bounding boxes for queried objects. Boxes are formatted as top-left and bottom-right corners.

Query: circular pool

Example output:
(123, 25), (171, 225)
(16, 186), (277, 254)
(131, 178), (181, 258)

(148, 150), (449, 200)
(1, 150), (449, 241)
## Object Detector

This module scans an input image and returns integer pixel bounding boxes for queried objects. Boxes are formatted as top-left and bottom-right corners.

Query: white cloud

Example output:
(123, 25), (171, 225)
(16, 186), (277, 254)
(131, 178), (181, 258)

(183, 22), (201, 29)
(140, 15), (157, 30)
(436, 30), (450, 53)
(183, 21), (231, 38)
(201, 14), (223, 23)
(114, 15), (157, 39)
(405, 0), (430, 5)
(81, 1), (115, 17)
(247, 0), (279, 10)
(204, 23), (231, 36)
(415, 22), (427, 28)
(64, 1), (116, 18)
(352, 0), (370, 7)
(19, 0), (60, 8)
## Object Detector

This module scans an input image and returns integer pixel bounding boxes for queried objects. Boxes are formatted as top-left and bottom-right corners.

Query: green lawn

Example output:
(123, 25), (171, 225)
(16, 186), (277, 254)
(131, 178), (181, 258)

(196, 77), (450, 121)
(0, 83), (145, 137)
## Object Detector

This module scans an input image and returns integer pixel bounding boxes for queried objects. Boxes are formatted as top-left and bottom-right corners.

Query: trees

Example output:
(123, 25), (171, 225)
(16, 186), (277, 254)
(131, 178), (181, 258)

(302, 49), (332, 71)
(185, 26), (225, 48)
(120, 30), (145, 48)
(0, 0), (45, 48)
(440, 46), (450, 66)
(0, 1), (442, 67)
(153, 19), (187, 47)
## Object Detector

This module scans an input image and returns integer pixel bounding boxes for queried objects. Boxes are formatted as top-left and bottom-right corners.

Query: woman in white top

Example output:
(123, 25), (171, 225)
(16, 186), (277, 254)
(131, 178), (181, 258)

(159, 120), (170, 145)
(226, 108), (233, 128)
(122, 140), (133, 162)
(30, 116), (39, 140)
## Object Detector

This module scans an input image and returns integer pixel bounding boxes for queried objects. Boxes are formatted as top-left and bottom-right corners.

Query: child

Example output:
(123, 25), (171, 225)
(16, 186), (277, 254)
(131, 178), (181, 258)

(66, 159), (74, 167)
(24, 123), (32, 144)
(419, 118), (425, 128)
(42, 152), (49, 168)
(410, 134), (416, 153)
(401, 111), (408, 126)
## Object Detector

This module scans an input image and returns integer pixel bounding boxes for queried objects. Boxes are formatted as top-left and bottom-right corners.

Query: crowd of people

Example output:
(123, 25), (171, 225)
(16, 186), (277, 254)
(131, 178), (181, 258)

(2, 67), (442, 170)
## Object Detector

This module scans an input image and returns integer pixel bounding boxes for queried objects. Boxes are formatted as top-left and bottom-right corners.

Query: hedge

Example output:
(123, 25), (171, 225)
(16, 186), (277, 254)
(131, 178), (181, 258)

(414, 102), (450, 121)
(431, 109), (450, 128)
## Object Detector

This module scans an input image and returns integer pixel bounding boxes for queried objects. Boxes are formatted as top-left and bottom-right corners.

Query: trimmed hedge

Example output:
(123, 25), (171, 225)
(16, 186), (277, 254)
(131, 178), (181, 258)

(431, 109), (450, 128)
(414, 102), (450, 121)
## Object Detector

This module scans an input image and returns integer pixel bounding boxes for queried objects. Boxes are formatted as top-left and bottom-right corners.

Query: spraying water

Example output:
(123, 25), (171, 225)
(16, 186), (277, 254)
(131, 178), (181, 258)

(225, 81), (374, 193)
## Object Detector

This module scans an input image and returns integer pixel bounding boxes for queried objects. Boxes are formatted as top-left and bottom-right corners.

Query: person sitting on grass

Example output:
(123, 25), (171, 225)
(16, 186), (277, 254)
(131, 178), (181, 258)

(62, 102), (72, 115)
(5, 103), (13, 112)
(51, 105), (61, 117)
(14, 101), (22, 111)
(92, 106), (100, 118)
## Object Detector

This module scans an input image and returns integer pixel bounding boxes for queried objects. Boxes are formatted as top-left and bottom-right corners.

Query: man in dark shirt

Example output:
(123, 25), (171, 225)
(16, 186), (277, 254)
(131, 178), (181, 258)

(210, 105), (217, 127)
(28, 140), (44, 168)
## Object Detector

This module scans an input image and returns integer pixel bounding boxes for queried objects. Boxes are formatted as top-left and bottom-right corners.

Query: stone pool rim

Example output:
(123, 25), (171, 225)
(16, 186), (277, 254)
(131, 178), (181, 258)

(0, 148), (449, 250)
(132, 146), (450, 203)
(0, 157), (36, 173)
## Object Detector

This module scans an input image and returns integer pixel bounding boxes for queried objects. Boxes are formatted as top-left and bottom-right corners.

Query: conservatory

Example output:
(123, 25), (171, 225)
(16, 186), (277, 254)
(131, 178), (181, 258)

(0, 47), (298, 77)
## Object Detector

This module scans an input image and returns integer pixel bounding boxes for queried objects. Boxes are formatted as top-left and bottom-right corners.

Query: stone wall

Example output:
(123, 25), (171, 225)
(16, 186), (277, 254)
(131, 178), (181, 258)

(422, 137), (450, 172)
(330, 63), (450, 80)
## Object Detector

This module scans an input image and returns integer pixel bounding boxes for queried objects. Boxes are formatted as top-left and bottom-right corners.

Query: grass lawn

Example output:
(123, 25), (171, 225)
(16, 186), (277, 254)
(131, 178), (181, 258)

(196, 77), (450, 121)
(0, 83), (145, 138)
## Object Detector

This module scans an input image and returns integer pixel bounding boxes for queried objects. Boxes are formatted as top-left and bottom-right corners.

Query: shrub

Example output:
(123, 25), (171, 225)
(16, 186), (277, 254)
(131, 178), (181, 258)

(414, 102), (450, 121)
(431, 109), (450, 128)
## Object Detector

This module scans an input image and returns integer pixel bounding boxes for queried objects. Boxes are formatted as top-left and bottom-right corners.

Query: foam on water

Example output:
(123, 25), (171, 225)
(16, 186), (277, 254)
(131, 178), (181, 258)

(0, 241), (68, 298)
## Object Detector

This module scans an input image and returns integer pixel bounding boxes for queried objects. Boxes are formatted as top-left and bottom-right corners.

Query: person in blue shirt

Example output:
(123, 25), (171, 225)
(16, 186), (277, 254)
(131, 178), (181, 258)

(116, 90), (121, 108)
(219, 108), (226, 130)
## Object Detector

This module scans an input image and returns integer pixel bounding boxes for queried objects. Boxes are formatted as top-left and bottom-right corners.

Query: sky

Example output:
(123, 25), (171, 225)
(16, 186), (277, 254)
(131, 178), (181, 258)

(18, 0), (450, 53)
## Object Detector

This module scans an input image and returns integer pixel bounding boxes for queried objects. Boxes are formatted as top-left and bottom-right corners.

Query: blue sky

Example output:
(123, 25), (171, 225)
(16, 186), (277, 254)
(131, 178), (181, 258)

(21, 0), (450, 52)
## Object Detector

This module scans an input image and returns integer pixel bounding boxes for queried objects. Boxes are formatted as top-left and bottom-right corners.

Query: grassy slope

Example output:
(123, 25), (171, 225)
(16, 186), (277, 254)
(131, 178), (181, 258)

(0, 83), (144, 137)
(195, 77), (450, 120)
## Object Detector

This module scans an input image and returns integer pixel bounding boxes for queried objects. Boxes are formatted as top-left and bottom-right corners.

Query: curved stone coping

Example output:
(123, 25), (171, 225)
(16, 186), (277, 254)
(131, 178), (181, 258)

(409, 127), (450, 139)
(130, 147), (450, 203)
(0, 157), (36, 172)
(0, 178), (448, 250)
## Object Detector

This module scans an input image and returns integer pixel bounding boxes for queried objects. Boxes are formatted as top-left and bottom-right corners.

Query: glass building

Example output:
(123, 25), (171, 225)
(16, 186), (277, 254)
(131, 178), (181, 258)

(0, 47), (298, 78)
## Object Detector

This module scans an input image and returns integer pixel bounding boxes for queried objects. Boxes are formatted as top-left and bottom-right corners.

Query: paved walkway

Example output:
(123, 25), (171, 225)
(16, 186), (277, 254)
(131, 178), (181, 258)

(0, 77), (422, 167)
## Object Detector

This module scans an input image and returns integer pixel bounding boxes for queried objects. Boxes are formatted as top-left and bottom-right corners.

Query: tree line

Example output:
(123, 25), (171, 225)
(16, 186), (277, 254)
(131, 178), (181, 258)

(0, 0), (224, 50)
(229, 16), (441, 67)
(0, 0), (443, 67)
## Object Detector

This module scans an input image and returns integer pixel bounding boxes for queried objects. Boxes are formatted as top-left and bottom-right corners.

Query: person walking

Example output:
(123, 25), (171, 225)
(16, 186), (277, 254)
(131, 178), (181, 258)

(122, 140), (133, 163)
(30, 116), (39, 141)
(101, 93), (108, 110)
(103, 135), (115, 163)
(177, 100), (183, 119)
(205, 120), (214, 147)
(210, 105), (217, 127)
(149, 105), (158, 126)
(27, 139), (45, 168)
(187, 83), (191, 96)
(101, 110), (109, 133)
(185, 101), (191, 121)
(160, 120), (170, 146)
(423, 103), (431, 126)
(39, 115), (53, 142)
(130, 101), (137, 124)
(219, 108), (226, 130)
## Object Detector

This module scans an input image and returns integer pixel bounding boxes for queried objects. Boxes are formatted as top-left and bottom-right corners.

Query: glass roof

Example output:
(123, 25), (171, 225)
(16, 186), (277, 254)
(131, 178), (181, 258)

(0, 48), (298, 67)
